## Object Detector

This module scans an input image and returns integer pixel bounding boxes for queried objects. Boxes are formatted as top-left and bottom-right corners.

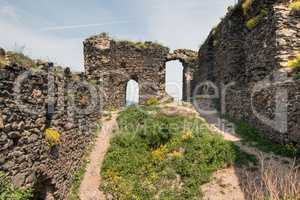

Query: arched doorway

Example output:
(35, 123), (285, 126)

(126, 79), (139, 106)
(165, 60), (183, 101)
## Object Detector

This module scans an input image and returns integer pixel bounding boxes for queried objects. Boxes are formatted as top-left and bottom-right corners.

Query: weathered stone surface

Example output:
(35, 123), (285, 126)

(195, 0), (300, 147)
(0, 63), (101, 199)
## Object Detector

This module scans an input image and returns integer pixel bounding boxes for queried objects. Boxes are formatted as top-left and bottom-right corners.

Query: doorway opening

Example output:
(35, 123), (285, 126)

(165, 60), (183, 101)
(126, 79), (139, 106)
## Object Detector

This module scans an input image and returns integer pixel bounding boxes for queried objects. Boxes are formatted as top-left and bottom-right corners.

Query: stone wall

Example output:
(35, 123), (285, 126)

(84, 33), (198, 108)
(195, 0), (300, 147)
(84, 33), (170, 108)
(0, 62), (101, 199)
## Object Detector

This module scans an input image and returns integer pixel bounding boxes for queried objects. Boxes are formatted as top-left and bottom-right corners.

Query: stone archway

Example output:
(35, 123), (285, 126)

(166, 49), (198, 102)
(84, 33), (198, 109)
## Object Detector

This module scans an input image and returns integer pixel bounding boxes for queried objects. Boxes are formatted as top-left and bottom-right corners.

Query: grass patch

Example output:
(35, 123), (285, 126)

(68, 160), (89, 200)
(0, 172), (33, 200)
(293, 72), (300, 80)
(6, 51), (37, 68)
(68, 122), (101, 200)
(101, 106), (256, 199)
(234, 120), (298, 158)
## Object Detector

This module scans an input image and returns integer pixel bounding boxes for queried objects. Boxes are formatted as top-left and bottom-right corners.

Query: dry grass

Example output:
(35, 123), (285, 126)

(242, 155), (300, 200)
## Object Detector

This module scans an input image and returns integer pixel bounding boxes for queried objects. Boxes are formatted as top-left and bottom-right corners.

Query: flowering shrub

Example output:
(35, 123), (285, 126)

(289, 1), (300, 13)
(181, 130), (194, 141)
(45, 128), (61, 147)
(287, 54), (300, 69)
(145, 97), (159, 106)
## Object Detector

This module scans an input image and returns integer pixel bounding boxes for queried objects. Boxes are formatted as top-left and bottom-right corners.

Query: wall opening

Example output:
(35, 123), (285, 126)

(126, 79), (139, 106)
(165, 60), (183, 101)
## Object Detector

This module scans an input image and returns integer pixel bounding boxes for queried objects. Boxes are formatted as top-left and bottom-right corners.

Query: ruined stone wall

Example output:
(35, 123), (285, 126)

(84, 34), (170, 109)
(196, 0), (300, 147)
(0, 63), (101, 199)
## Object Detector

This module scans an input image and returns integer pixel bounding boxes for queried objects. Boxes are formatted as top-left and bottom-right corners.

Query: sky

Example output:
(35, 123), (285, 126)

(0, 0), (236, 100)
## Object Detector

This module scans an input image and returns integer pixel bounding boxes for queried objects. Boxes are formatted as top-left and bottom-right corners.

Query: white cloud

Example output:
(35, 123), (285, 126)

(0, 19), (84, 71)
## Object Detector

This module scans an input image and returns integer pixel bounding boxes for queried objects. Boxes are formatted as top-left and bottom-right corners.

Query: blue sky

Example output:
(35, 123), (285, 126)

(0, 0), (236, 99)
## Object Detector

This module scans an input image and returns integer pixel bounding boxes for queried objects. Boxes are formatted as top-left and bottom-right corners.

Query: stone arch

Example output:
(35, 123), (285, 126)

(166, 49), (198, 102)
(84, 33), (198, 109)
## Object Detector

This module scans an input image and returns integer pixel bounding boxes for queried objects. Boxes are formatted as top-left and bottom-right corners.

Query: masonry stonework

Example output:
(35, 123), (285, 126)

(195, 0), (300, 147)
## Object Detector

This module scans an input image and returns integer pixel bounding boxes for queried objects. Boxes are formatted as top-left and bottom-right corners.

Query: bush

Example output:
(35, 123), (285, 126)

(246, 16), (261, 30)
(0, 172), (33, 200)
(242, 0), (253, 15)
(234, 121), (298, 157)
(289, 1), (300, 13)
(7, 51), (37, 68)
(45, 128), (61, 147)
(293, 72), (300, 80)
(287, 54), (300, 69)
(145, 97), (159, 106)
(101, 106), (255, 199)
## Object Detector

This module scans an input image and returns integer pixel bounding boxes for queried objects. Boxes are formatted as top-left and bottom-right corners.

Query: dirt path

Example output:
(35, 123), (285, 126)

(79, 113), (118, 200)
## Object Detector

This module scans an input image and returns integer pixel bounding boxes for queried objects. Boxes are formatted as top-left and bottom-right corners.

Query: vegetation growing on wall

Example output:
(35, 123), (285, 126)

(44, 128), (61, 148)
(6, 51), (37, 68)
(289, 0), (300, 14)
(0, 172), (33, 200)
(101, 106), (256, 199)
(287, 54), (300, 70)
(242, 0), (253, 15)
(245, 9), (268, 30)
(117, 40), (166, 50)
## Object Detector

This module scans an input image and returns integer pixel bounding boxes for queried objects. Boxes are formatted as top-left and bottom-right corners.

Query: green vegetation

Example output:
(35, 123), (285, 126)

(246, 15), (261, 30)
(289, 1), (300, 13)
(145, 97), (159, 106)
(44, 128), (61, 148)
(0, 172), (33, 200)
(101, 106), (256, 199)
(68, 121), (101, 200)
(293, 72), (300, 80)
(68, 160), (89, 200)
(242, 0), (253, 15)
(245, 9), (268, 30)
(234, 120), (298, 158)
(287, 54), (300, 70)
(6, 51), (37, 68)
(118, 40), (166, 50)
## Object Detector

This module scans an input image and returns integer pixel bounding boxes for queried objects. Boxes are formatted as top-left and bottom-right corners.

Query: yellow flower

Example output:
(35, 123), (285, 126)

(182, 130), (194, 141)
(151, 145), (167, 161)
(168, 150), (183, 159)
(45, 128), (61, 147)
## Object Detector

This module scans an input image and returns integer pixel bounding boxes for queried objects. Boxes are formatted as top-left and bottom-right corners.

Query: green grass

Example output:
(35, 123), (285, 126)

(68, 122), (102, 200)
(293, 72), (300, 80)
(234, 120), (298, 158)
(0, 172), (33, 200)
(101, 106), (256, 199)
(6, 51), (37, 68)
(68, 160), (89, 200)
